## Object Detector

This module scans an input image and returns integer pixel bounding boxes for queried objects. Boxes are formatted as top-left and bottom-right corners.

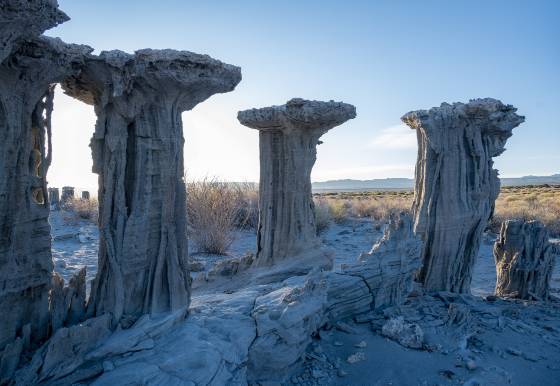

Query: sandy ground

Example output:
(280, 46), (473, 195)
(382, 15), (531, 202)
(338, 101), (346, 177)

(50, 212), (560, 386)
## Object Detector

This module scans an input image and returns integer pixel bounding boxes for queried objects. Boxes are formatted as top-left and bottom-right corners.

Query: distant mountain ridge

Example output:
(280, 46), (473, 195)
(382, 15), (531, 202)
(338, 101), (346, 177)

(312, 174), (560, 191)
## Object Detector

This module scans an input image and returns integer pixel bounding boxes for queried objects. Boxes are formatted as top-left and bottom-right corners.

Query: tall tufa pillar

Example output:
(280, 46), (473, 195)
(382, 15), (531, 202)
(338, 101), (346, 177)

(62, 49), (241, 323)
(61, 186), (75, 204)
(0, 1), (91, 360)
(48, 187), (60, 210)
(402, 98), (524, 293)
(238, 98), (356, 267)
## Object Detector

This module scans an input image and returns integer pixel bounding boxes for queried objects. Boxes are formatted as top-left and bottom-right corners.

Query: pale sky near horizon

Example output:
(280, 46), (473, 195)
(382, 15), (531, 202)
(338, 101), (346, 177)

(45, 0), (560, 194)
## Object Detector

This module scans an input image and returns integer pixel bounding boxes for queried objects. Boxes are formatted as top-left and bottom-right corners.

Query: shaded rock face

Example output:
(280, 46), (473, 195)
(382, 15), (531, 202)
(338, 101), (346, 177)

(325, 213), (422, 322)
(248, 272), (327, 383)
(0, 6), (92, 364)
(50, 268), (87, 333)
(238, 98), (356, 266)
(62, 50), (241, 323)
(402, 98), (524, 293)
(0, 0), (69, 62)
(494, 220), (556, 300)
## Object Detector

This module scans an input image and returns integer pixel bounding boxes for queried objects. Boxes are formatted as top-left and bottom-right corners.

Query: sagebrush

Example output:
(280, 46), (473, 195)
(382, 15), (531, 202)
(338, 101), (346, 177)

(187, 179), (257, 255)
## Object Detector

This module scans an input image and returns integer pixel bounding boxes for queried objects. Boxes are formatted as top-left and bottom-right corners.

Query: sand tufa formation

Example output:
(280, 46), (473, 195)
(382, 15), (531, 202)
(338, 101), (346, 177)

(402, 98), (525, 293)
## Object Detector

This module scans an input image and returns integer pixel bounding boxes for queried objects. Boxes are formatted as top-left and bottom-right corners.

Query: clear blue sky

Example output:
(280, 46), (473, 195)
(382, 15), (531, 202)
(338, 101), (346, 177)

(45, 0), (560, 192)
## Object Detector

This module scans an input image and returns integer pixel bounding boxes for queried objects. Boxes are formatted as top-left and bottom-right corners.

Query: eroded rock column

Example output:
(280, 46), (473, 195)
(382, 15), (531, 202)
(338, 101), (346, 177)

(494, 220), (555, 300)
(238, 99), (355, 267)
(402, 99), (524, 292)
(0, 1), (91, 363)
(63, 50), (241, 323)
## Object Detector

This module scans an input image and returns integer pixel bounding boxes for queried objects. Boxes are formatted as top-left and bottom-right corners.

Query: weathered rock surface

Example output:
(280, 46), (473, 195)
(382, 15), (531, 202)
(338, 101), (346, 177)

(248, 272), (327, 383)
(62, 49), (241, 323)
(325, 213), (422, 322)
(15, 314), (113, 385)
(381, 316), (424, 349)
(402, 98), (524, 292)
(238, 98), (356, 268)
(494, 220), (556, 300)
(14, 271), (330, 385)
(0, 0), (68, 62)
(0, 4), (92, 378)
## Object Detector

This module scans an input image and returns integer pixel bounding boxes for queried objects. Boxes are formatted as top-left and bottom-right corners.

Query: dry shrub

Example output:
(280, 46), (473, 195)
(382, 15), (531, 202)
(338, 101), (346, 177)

(234, 183), (259, 229)
(187, 178), (253, 255)
(491, 186), (560, 237)
(328, 199), (351, 224)
(314, 198), (332, 234)
(313, 191), (414, 227)
(64, 197), (99, 222)
(346, 195), (412, 222)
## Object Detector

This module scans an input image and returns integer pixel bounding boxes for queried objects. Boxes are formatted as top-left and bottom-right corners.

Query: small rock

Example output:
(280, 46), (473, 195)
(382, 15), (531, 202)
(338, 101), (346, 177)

(466, 360), (477, 371)
(333, 341), (343, 347)
(311, 368), (325, 379)
(506, 347), (522, 356)
(337, 368), (347, 377)
(346, 351), (366, 364)
(354, 340), (367, 348)
(381, 317), (424, 349)
(438, 369), (455, 380)
(335, 321), (358, 334)
(522, 352), (539, 362)
(188, 260), (205, 272)
(102, 360), (115, 372)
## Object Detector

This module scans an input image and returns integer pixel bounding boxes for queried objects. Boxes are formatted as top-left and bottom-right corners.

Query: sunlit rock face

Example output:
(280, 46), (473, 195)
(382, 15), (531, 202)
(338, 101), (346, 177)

(0, 1), (92, 371)
(62, 50), (241, 323)
(402, 98), (525, 293)
(494, 220), (556, 300)
(238, 98), (356, 268)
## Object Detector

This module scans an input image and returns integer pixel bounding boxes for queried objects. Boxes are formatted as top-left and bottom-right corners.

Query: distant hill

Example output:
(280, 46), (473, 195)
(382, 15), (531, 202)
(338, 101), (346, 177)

(312, 174), (560, 192)
(500, 174), (560, 186)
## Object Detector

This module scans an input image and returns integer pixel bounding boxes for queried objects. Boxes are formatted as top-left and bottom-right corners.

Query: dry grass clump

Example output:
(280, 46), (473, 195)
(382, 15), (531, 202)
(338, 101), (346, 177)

(314, 185), (560, 237)
(492, 185), (560, 237)
(313, 198), (332, 234)
(187, 179), (256, 255)
(234, 183), (259, 229)
(64, 197), (99, 222)
(312, 191), (413, 231)
(348, 195), (412, 220)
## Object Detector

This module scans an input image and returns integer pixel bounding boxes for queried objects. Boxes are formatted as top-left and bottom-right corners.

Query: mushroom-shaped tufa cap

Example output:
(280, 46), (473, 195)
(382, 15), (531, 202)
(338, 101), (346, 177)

(401, 98), (525, 134)
(237, 98), (356, 132)
(62, 48), (242, 111)
(0, 0), (70, 62)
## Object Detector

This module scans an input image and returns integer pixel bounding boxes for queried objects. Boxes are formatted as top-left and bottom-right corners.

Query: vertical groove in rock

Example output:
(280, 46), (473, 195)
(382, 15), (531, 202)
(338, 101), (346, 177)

(402, 98), (524, 293)
(494, 220), (555, 300)
(62, 49), (241, 323)
(238, 98), (356, 266)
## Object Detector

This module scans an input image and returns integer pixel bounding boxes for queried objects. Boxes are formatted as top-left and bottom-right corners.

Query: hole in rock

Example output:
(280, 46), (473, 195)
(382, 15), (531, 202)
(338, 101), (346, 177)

(47, 85), (99, 295)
